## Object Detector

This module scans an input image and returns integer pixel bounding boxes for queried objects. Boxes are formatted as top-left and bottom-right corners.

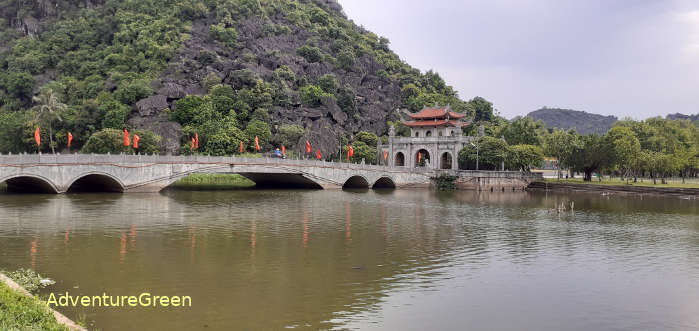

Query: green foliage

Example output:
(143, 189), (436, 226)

(100, 100), (130, 129)
(198, 51), (217, 66)
(355, 131), (378, 146)
(210, 23), (238, 48)
(202, 73), (222, 92)
(114, 80), (152, 105)
(300, 85), (331, 107)
(296, 45), (323, 63)
(343, 140), (377, 164)
(244, 119), (271, 151)
(3, 268), (53, 294)
(336, 49), (356, 70)
(318, 74), (338, 94)
(499, 116), (545, 145)
(436, 174), (457, 191)
(277, 124), (305, 146)
(0, 279), (68, 330)
(82, 128), (161, 154)
(459, 136), (508, 170)
(543, 129), (582, 177)
(569, 134), (613, 181)
(506, 144), (544, 172)
(172, 95), (207, 125)
(467, 96), (494, 123)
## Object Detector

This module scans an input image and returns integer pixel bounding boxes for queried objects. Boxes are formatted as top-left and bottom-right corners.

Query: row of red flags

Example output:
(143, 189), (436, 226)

(33, 127), (75, 148)
(33, 127), (389, 161)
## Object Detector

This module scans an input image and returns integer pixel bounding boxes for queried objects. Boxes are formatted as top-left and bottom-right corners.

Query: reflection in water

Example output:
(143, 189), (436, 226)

(0, 190), (697, 330)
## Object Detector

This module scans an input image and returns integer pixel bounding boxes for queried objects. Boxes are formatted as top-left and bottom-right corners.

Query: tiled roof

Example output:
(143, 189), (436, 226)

(403, 120), (468, 127)
(407, 107), (467, 120)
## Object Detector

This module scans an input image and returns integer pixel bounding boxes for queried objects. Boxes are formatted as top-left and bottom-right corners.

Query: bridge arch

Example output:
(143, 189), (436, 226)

(0, 175), (59, 194)
(372, 177), (396, 189)
(67, 172), (125, 193)
(342, 175), (370, 189)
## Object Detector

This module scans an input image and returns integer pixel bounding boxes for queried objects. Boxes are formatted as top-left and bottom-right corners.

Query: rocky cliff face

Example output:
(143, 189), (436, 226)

(131, 4), (403, 154)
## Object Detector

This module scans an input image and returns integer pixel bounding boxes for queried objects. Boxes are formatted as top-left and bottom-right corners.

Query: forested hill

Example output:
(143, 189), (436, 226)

(0, 0), (471, 156)
(526, 107), (617, 135)
(666, 113), (699, 123)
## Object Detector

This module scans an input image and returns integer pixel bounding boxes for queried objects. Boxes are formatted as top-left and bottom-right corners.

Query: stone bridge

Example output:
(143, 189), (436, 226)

(0, 154), (542, 194)
(0, 154), (437, 193)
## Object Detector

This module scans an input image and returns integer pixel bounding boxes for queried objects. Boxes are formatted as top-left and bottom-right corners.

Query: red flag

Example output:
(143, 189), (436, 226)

(281, 145), (286, 156)
(255, 136), (260, 151)
(418, 152), (422, 164)
(316, 149), (322, 160)
(383, 150), (388, 161)
(34, 127), (40, 147)
(195, 133), (199, 149)
(133, 135), (140, 149)
(67, 132), (73, 148)
(124, 129), (130, 146)
(240, 141), (244, 153)
(191, 137), (195, 150)
(306, 141), (311, 153)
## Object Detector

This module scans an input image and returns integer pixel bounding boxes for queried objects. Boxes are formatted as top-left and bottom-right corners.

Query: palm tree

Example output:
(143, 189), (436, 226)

(32, 88), (67, 154)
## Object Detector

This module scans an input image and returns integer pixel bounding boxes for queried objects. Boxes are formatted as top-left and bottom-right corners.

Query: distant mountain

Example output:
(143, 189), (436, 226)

(666, 113), (699, 122)
(526, 108), (617, 135)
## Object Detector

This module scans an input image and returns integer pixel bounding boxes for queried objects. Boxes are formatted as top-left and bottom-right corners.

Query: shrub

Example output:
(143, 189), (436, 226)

(114, 80), (152, 105)
(210, 24), (238, 48)
(99, 100), (130, 129)
(296, 45), (323, 63)
(318, 74), (338, 94)
(82, 128), (161, 154)
(300, 85), (329, 107)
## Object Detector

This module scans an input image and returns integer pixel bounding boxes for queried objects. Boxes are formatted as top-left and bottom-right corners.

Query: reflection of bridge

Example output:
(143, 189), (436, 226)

(0, 154), (436, 193)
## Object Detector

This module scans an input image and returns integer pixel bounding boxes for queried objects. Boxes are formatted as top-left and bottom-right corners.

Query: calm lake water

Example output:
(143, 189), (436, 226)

(0, 189), (698, 331)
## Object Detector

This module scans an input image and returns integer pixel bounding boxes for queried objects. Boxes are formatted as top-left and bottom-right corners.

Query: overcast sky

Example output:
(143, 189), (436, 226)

(338, 0), (699, 119)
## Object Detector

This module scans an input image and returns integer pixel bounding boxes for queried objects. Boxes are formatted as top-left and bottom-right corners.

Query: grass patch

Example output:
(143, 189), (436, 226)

(170, 174), (256, 190)
(0, 182), (6, 192)
(0, 276), (68, 331)
(543, 178), (699, 189)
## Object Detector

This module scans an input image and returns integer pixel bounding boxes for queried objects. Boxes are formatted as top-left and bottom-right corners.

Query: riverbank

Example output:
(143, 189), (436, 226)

(0, 272), (83, 330)
(528, 181), (699, 198)
(168, 174), (256, 190)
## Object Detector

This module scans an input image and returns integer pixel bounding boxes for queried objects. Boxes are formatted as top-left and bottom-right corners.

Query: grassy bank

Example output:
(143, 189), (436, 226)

(543, 178), (699, 189)
(169, 174), (256, 190)
(0, 270), (69, 331)
(0, 182), (6, 192)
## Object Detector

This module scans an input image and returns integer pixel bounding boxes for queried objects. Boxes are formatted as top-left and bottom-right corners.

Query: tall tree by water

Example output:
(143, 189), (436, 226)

(32, 88), (66, 154)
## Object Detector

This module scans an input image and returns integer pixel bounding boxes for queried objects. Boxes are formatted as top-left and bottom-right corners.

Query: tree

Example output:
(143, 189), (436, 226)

(82, 128), (160, 154)
(507, 144), (544, 172)
(277, 124), (305, 147)
(32, 88), (67, 154)
(499, 116), (545, 146)
(458, 136), (508, 170)
(466, 96), (494, 123)
(343, 141), (376, 164)
(244, 120), (271, 151)
(355, 131), (379, 146)
(606, 126), (641, 182)
(569, 134), (612, 181)
(543, 129), (582, 179)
